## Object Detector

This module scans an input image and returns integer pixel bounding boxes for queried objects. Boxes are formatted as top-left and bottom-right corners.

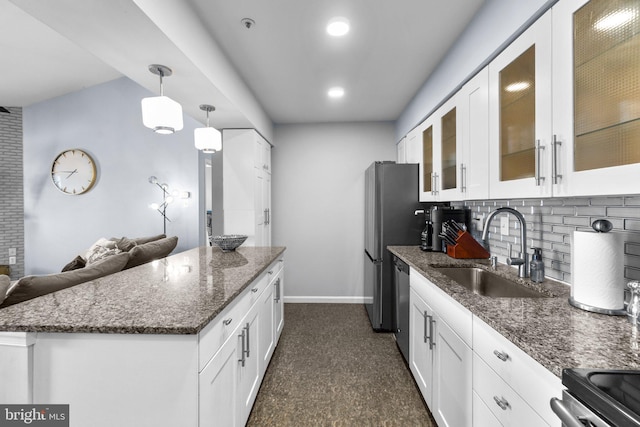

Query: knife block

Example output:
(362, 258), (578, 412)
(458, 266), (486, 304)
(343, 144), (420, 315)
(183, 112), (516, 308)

(446, 231), (490, 259)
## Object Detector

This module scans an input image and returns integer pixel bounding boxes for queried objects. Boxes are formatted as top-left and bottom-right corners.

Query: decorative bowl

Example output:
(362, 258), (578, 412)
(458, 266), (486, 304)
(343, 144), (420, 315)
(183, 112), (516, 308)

(211, 235), (248, 252)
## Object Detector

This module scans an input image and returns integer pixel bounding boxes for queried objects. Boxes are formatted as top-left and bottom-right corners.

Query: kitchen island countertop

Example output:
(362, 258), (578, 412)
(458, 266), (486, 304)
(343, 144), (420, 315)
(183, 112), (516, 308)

(0, 246), (286, 335)
(388, 246), (640, 378)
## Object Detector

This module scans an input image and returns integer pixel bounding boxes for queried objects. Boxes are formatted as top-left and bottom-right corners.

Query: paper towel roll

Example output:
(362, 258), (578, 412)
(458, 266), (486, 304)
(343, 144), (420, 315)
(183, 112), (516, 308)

(571, 230), (624, 311)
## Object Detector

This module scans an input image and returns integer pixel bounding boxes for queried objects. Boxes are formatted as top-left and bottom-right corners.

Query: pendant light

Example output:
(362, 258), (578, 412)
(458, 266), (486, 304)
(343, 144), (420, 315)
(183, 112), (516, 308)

(194, 104), (222, 153)
(141, 64), (184, 134)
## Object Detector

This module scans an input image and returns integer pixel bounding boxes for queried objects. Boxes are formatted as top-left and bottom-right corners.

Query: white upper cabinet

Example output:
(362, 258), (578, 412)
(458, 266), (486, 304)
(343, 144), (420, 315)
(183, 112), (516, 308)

(552, 0), (640, 197)
(223, 129), (272, 246)
(405, 131), (423, 164)
(460, 67), (490, 200)
(489, 11), (553, 199)
(418, 113), (441, 201)
(437, 95), (464, 201)
(420, 84), (484, 202)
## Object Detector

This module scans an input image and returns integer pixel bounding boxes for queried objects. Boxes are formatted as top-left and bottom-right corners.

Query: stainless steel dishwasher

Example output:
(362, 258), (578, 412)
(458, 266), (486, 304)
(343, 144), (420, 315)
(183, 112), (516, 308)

(393, 255), (410, 362)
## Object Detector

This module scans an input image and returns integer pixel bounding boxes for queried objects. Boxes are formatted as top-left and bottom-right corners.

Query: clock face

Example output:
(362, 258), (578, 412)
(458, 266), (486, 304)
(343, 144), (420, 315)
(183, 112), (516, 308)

(51, 149), (97, 195)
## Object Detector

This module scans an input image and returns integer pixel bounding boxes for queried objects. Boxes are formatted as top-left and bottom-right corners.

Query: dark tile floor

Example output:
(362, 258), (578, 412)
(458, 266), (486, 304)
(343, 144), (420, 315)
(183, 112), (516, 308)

(247, 303), (436, 426)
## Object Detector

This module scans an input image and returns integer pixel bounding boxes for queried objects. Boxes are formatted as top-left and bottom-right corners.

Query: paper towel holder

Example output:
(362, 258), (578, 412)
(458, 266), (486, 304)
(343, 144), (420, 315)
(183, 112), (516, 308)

(568, 219), (626, 316)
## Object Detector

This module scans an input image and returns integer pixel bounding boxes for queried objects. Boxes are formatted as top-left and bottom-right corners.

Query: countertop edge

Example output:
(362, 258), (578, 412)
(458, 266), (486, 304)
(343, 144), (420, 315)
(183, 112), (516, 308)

(0, 246), (287, 335)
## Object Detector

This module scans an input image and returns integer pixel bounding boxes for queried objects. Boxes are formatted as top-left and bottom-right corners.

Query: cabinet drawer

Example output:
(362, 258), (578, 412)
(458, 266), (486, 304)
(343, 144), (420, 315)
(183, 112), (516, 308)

(473, 390), (503, 427)
(248, 274), (269, 307)
(472, 316), (562, 425)
(266, 259), (283, 285)
(198, 291), (250, 372)
(410, 268), (472, 346)
(473, 354), (548, 427)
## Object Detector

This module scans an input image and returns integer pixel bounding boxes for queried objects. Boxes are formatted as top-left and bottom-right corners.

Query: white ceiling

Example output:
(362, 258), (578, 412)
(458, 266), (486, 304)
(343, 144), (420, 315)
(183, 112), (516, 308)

(1, 0), (485, 128)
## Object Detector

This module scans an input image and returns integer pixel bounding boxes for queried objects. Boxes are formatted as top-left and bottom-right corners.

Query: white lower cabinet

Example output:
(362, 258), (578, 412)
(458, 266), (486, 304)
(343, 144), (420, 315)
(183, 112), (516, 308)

(472, 316), (562, 426)
(473, 354), (547, 427)
(200, 334), (240, 427)
(432, 314), (473, 427)
(408, 268), (562, 427)
(199, 256), (285, 426)
(410, 270), (473, 427)
(473, 391), (502, 427)
(410, 288), (435, 404)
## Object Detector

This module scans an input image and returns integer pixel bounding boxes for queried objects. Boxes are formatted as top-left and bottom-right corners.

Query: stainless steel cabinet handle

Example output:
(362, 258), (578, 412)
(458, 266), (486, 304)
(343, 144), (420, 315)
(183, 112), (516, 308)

(223, 318), (233, 326)
(430, 173), (435, 196)
(429, 317), (436, 350)
(493, 350), (509, 361)
(433, 173), (439, 195)
(535, 139), (545, 186)
(238, 329), (246, 367)
(423, 311), (429, 343)
(274, 277), (281, 302)
(244, 322), (250, 358)
(550, 398), (586, 427)
(552, 135), (562, 184)
(493, 396), (510, 411)
(460, 163), (467, 193)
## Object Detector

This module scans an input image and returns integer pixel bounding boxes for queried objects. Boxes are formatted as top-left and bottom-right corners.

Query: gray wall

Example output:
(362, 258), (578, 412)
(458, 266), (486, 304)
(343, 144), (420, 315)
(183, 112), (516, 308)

(454, 197), (640, 284)
(23, 77), (202, 274)
(396, 0), (556, 141)
(272, 122), (395, 302)
(0, 107), (24, 279)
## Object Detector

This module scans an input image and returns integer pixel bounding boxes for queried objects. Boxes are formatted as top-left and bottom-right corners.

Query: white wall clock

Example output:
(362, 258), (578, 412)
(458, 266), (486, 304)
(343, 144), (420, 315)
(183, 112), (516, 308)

(51, 149), (97, 195)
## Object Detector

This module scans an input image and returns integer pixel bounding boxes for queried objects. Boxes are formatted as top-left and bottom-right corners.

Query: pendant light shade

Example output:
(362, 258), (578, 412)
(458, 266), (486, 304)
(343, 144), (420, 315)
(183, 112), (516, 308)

(194, 104), (222, 153)
(141, 64), (183, 134)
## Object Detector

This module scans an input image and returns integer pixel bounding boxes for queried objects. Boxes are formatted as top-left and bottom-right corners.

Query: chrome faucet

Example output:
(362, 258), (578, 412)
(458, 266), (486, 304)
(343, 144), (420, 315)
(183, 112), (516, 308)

(481, 207), (529, 278)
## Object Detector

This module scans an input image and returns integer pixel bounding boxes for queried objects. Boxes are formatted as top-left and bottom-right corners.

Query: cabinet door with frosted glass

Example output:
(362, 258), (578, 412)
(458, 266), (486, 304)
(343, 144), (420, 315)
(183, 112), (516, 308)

(489, 11), (552, 199)
(553, 0), (640, 196)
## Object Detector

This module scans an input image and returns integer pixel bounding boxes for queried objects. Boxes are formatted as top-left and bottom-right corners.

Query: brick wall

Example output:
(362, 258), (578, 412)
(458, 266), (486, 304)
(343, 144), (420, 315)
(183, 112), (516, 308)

(0, 107), (24, 280)
(452, 196), (640, 285)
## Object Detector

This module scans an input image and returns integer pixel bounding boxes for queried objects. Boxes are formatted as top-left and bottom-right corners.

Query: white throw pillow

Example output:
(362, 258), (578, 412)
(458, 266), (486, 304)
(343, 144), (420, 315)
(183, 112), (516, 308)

(84, 238), (122, 264)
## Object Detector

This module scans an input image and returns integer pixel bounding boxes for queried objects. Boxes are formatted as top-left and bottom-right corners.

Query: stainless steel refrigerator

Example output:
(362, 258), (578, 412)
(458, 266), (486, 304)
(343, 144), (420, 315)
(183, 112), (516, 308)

(364, 162), (425, 331)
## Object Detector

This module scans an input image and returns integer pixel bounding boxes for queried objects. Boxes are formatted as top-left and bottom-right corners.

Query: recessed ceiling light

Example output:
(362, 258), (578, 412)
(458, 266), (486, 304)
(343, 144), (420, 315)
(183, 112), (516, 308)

(328, 87), (345, 98)
(327, 17), (350, 37)
(594, 9), (638, 31)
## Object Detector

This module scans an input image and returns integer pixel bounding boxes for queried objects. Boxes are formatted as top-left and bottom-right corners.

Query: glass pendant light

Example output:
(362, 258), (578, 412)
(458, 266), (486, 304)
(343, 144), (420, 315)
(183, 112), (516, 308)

(141, 64), (184, 134)
(194, 104), (222, 153)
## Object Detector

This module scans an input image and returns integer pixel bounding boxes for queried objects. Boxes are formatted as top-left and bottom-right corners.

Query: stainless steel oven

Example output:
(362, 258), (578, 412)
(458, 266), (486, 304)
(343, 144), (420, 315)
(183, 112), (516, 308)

(552, 390), (613, 427)
(551, 369), (640, 427)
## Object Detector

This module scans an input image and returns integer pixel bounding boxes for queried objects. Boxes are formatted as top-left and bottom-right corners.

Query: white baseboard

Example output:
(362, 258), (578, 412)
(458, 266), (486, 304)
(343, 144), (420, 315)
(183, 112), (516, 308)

(283, 296), (371, 304)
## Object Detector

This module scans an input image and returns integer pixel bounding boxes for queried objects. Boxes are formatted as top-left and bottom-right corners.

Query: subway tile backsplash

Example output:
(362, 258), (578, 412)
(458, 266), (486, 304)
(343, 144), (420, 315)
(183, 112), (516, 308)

(451, 196), (640, 285)
(0, 107), (24, 280)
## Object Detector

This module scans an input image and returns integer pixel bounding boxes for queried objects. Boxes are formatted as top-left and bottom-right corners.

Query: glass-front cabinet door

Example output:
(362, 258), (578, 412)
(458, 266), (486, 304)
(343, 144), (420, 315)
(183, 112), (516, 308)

(553, 0), (640, 196)
(419, 115), (441, 202)
(438, 94), (465, 201)
(489, 11), (552, 199)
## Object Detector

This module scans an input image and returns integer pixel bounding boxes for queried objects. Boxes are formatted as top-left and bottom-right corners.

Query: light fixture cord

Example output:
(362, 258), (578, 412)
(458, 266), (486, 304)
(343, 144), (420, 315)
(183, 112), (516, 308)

(206, 109), (210, 127)
(159, 70), (165, 96)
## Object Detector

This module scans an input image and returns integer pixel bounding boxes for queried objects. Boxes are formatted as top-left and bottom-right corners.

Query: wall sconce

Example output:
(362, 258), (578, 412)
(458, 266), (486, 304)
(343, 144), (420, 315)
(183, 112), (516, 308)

(194, 104), (222, 153)
(141, 64), (184, 135)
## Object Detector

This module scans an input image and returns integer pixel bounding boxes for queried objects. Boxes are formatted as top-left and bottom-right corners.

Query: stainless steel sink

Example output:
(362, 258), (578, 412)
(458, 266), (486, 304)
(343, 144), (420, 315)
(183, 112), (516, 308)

(434, 267), (548, 298)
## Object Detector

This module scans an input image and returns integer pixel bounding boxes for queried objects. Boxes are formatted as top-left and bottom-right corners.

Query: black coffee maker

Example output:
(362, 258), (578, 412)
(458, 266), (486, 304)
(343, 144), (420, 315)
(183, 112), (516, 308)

(420, 206), (471, 252)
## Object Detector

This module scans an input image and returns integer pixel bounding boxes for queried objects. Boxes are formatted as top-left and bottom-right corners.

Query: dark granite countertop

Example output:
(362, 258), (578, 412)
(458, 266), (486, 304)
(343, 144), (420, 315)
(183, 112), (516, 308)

(388, 246), (640, 378)
(0, 246), (286, 335)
